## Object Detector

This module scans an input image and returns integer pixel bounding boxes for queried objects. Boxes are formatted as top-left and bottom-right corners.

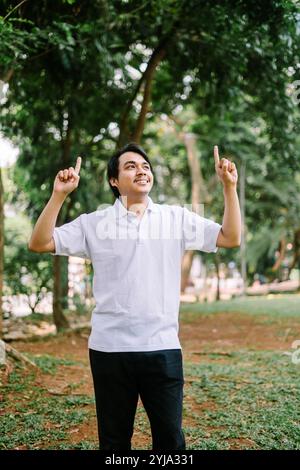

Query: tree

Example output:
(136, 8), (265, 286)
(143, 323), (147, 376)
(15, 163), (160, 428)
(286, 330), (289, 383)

(1, 0), (299, 325)
(0, 167), (4, 336)
(5, 245), (53, 316)
(0, 1), (127, 329)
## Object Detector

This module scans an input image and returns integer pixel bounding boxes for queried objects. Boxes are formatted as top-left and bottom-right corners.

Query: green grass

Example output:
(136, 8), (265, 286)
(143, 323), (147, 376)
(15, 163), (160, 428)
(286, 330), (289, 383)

(22, 312), (53, 324)
(183, 350), (300, 449)
(26, 354), (82, 374)
(180, 294), (300, 319)
(0, 368), (97, 450)
(179, 295), (300, 449)
(57, 441), (98, 450)
(129, 350), (300, 450)
(1, 294), (300, 450)
(2, 351), (299, 450)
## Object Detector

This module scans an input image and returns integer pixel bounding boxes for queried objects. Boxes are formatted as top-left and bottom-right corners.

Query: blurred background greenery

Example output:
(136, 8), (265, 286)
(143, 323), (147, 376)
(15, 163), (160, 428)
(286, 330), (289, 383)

(0, 0), (300, 334)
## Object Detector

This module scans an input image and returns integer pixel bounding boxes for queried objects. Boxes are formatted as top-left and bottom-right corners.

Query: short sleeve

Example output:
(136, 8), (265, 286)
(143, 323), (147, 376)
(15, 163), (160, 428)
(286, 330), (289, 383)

(182, 207), (222, 253)
(51, 213), (90, 259)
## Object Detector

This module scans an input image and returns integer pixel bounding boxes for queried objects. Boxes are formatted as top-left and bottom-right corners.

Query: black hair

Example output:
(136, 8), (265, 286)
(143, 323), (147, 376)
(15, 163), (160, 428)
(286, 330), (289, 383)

(107, 142), (153, 198)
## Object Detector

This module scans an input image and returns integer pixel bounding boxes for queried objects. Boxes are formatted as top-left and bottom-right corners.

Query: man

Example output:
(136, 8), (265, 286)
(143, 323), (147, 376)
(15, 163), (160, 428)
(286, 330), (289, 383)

(28, 142), (241, 450)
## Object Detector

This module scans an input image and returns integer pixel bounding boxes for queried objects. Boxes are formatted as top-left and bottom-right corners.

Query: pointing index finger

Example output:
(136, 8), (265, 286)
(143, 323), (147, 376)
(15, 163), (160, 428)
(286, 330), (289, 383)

(74, 156), (82, 175)
(214, 145), (220, 166)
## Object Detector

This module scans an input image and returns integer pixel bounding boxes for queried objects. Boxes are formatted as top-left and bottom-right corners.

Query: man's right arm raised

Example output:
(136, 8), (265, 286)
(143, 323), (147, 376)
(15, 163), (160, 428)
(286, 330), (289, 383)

(28, 157), (82, 253)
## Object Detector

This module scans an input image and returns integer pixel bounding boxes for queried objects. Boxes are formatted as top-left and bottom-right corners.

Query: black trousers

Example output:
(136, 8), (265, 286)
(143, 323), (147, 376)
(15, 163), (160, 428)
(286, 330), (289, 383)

(89, 348), (186, 451)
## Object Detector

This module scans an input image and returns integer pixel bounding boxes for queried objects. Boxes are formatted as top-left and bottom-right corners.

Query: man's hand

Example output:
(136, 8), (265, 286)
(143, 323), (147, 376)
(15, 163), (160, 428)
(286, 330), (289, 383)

(53, 157), (82, 195)
(214, 146), (238, 188)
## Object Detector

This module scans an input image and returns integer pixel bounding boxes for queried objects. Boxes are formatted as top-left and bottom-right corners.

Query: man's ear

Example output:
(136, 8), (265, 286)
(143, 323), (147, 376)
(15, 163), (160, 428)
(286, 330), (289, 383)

(110, 177), (118, 188)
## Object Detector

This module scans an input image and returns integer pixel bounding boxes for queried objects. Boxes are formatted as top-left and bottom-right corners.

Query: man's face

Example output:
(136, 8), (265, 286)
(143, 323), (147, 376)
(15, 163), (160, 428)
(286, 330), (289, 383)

(110, 152), (154, 197)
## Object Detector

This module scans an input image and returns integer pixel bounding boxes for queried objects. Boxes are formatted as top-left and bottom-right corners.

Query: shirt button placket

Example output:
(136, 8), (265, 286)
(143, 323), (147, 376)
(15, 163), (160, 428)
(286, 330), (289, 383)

(137, 223), (142, 246)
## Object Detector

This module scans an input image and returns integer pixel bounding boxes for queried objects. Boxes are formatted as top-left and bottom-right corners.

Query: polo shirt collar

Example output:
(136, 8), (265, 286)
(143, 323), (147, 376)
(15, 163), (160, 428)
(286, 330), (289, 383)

(114, 196), (159, 218)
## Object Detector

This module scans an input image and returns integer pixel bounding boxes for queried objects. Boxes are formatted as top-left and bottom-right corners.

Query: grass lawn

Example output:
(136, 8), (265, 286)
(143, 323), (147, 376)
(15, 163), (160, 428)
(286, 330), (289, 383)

(180, 293), (300, 318)
(1, 294), (300, 450)
(183, 349), (300, 449)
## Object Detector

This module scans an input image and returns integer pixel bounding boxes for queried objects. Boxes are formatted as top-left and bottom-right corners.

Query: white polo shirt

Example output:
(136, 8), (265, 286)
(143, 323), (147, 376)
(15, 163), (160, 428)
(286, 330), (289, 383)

(52, 196), (221, 352)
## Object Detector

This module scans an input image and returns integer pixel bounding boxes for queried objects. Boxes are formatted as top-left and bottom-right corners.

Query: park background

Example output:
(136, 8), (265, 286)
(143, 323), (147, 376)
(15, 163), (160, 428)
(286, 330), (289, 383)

(0, 0), (300, 450)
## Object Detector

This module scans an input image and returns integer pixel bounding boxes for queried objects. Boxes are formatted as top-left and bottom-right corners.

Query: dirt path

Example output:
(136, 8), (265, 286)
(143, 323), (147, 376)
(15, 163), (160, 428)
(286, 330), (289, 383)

(6, 312), (300, 450)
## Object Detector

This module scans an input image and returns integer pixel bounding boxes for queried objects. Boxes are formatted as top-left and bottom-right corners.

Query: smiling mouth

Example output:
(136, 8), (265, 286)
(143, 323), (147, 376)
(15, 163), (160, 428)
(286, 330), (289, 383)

(134, 179), (149, 183)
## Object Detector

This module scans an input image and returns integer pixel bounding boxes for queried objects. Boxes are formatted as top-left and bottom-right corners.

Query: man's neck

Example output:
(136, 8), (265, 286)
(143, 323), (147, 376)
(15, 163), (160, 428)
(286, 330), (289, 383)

(120, 194), (149, 218)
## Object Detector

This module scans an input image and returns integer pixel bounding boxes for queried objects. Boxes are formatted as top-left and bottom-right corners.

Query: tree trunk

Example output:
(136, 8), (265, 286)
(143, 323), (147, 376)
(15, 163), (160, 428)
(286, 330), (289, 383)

(117, 73), (146, 147)
(51, 121), (72, 331)
(181, 250), (195, 293)
(180, 133), (206, 293)
(131, 44), (166, 144)
(287, 229), (300, 288)
(0, 69), (14, 83)
(0, 167), (4, 338)
(0, 73), (14, 337)
(60, 125), (72, 310)
(53, 255), (69, 331)
(239, 161), (247, 295)
(118, 24), (180, 146)
(61, 257), (69, 309)
(271, 238), (286, 273)
(183, 133), (208, 208)
(201, 261), (208, 302)
(214, 254), (221, 301)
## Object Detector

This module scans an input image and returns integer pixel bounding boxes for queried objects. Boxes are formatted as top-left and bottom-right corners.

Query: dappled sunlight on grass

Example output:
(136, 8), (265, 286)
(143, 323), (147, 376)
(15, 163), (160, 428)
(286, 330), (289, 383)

(180, 294), (300, 318)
